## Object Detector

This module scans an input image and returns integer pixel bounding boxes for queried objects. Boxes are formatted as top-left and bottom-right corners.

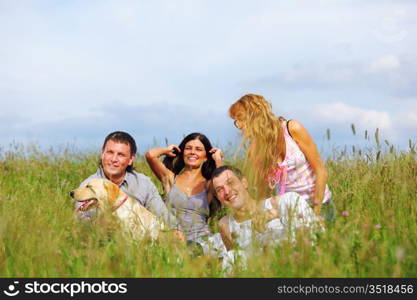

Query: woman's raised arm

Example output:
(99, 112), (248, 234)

(145, 145), (179, 192)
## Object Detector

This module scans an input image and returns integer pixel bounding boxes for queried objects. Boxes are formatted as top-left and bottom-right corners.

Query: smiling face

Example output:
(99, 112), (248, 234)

(183, 138), (207, 168)
(101, 140), (134, 183)
(212, 170), (249, 211)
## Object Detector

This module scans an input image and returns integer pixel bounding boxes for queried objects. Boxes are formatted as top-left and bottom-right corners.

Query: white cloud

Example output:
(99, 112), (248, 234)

(310, 100), (417, 146)
(367, 55), (400, 73)
(280, 63), (359, 85)
(393, 99), (417, 129)
(316, 102), (393, 131)
(403, 111), (417, 127)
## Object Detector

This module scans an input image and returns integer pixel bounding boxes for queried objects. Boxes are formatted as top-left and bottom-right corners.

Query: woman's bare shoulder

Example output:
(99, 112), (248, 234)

(287, 119), (304, 132)
(287, 120), (312, 141)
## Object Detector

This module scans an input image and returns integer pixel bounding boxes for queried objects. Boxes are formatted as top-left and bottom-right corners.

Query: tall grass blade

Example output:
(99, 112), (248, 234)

(375, 128), (380, 147)
(351, 124), (356, 136)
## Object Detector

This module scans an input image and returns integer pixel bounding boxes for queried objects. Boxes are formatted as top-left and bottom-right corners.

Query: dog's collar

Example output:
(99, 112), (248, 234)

(113, 196), (129, 211)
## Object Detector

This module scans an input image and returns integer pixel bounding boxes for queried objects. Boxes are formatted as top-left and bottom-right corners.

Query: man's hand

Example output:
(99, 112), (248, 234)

(252, 195), (280, 233)
(173, 230), (185, 242)
(252, 206), (279, 233)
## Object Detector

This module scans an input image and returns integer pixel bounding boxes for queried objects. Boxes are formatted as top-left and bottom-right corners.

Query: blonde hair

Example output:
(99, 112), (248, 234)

(229, 94), (286, 197)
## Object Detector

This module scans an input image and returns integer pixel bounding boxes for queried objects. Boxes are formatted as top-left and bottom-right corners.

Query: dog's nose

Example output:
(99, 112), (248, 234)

(69, 191), (74, 198)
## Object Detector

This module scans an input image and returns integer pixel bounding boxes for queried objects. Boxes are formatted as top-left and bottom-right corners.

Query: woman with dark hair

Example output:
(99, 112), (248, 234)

(145, 133), (224, 242)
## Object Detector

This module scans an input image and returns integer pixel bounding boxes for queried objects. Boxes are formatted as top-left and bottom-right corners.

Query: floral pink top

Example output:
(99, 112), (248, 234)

(268, 122), (331, 204)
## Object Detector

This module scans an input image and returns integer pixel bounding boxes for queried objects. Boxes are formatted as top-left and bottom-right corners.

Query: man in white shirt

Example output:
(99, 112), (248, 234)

(211, 165), (322, 253)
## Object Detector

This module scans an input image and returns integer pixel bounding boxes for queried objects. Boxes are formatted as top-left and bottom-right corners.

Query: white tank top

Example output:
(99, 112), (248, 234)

(228, 192), (321, 251)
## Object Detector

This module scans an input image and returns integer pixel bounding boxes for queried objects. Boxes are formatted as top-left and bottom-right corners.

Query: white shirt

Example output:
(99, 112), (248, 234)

(228, 192), (321, 251)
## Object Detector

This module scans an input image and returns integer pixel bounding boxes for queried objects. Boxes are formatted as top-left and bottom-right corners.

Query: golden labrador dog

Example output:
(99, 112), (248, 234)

(70, 178), (166, 241)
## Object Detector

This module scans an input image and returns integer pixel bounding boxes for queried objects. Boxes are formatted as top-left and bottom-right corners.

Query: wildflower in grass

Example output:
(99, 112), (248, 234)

(374, 224), (382, 230)
(298, 212), (304, 218)
(341, 210), (349, 216)
(293, 252), (301, 260)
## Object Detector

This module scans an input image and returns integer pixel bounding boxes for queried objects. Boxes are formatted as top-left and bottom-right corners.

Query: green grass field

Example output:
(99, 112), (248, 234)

(0, 136), (416, 277)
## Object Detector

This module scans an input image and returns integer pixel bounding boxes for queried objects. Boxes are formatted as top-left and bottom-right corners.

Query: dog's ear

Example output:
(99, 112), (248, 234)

(104, 181), (120, 203)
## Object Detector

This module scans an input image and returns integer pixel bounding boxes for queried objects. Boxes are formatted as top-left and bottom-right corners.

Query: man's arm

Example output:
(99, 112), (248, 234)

(218, 216), (233, 251)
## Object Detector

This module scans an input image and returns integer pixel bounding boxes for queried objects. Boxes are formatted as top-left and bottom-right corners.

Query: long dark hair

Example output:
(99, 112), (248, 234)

(162, 132), (216, 180)
(163, 133), (220, 217)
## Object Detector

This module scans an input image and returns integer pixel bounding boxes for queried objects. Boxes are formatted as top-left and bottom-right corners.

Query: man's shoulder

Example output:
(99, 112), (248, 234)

(125, 171), (158, 192)
(79, 169), (104, 187)
(273, 192), (308, 217)
(126, 170), (153, 184)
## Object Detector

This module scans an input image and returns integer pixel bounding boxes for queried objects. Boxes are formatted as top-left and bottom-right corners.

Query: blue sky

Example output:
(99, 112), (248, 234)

(1, 0), (416, 155)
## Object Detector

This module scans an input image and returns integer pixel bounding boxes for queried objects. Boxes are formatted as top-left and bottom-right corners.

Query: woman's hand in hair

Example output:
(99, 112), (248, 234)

(164, 144), (181, 157)
(146, 145), (180, 160)
(210, 147), (224, 168)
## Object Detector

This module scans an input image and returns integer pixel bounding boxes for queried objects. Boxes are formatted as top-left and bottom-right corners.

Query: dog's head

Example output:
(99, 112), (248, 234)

(70, 178), (121, 212)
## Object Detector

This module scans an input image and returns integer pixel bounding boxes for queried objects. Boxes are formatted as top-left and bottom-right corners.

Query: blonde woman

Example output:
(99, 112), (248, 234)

(229, 94), (334, 220)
